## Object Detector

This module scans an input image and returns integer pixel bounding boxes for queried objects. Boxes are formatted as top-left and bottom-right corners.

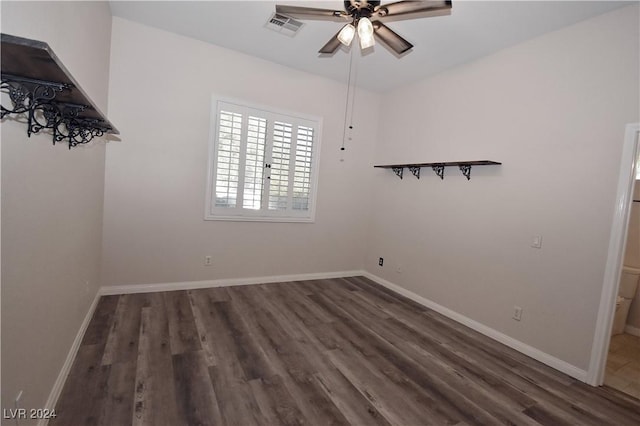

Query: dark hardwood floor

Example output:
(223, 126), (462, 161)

(51, 276), (640, 425)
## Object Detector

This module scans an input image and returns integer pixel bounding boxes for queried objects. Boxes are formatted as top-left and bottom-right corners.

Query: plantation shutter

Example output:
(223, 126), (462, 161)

(243, 116), (267, 210)
(268, 121), (292, 211)
(215, 110), (242, 208)
(293, 125), (314, 211)
(208, 98), (320, 221)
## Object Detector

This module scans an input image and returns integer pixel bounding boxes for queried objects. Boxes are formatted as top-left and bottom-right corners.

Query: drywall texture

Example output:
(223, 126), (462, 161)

(1, 1), (112, 420)
(366, 5), (640, 371)
(101, 17), (379, 287)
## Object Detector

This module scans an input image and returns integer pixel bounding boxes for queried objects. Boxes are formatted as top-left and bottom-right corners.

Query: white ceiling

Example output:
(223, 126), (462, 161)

(109, 1), (632, 92)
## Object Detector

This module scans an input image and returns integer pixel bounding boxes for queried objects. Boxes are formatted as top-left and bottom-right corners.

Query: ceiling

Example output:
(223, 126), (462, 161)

(109, 1), (632, 92)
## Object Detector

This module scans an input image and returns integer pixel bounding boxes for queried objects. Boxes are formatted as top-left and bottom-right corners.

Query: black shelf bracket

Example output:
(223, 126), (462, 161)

(392, 166), (404, 179)
(432, 165), (445, 180)
(459, 165), (472, 180)
(374, 161), (501, 181)
(1, 33), (118, 148)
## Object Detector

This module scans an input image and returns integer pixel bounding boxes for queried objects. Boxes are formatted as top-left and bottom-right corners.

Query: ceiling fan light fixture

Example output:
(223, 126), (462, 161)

(357, 17), (375, 49)
(337, 23), (356, 46)
(276, 0), (453, 55)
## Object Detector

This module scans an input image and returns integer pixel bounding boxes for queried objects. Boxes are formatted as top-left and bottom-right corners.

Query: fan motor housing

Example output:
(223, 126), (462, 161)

(344, 1), (380, 17)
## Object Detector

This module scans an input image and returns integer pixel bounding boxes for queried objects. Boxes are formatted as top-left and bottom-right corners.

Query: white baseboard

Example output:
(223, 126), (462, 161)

(99, 270), (362, 295)
(39, 290), (102, 426)
(362, 271), (588, 383)
(624, 324), (640, 336)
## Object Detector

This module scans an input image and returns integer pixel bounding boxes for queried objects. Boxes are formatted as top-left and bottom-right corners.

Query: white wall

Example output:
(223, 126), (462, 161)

(101, 17), (379, 287)
(1, 0), (112, 419)
(365, 5), (639, 370)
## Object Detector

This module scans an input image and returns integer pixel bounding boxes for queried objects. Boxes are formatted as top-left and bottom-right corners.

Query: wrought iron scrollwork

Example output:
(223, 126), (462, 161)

(1, 76), (67, 119)
(392, 166), (404, 179)
(432, 165), (445, 180)
(1, 74), (112, 148)
(459, 165), (472, 180)
(375, 161), (500, 181)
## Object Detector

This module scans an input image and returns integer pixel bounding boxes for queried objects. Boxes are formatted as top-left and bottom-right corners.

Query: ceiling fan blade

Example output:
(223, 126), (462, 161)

(319, 30), (343, 54)
(374, 0), (452, 20)
(275, 5), (348, 21)
(372, 21), (413, 54)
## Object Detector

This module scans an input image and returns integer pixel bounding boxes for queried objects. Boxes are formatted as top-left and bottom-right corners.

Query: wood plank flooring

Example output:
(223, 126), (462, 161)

(51, 277), (640, 426)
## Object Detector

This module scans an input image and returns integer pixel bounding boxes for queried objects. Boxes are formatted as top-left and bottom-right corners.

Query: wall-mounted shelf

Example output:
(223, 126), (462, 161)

(374, 160), (501, 180)
(1, 33), (118, 148)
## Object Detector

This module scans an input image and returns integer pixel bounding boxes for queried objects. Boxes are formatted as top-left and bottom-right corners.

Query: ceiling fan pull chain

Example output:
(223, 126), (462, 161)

(348, 42), (359, 130)
(340, 46), (356, 155)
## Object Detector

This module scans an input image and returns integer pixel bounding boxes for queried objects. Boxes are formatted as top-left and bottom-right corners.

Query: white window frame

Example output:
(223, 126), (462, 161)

(205, 95), (322, 223)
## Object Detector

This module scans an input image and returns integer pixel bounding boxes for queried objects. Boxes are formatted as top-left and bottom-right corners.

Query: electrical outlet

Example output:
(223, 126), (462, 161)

(396, 266), (402, 274)
(204, 256), (212, 266)
(513, 306), (523, 321)
(378, 257), (384, 267)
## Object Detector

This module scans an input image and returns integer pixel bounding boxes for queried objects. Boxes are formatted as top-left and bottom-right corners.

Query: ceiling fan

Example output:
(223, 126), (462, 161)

(275, 1), (453, 55)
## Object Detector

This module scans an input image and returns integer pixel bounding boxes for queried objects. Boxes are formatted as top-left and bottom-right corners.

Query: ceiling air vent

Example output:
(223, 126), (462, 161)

(266, 13), (304, 37)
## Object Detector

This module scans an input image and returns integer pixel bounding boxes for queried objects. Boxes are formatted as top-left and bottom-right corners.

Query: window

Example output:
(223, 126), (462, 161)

(205, 96), (322, 222)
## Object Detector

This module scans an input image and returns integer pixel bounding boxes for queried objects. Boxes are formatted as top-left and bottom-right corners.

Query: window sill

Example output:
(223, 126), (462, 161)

(204, 214), (315, 223)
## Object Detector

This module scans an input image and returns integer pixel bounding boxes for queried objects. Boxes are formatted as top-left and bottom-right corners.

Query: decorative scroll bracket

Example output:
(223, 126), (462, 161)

(459, 165), (472, 180)
(392, 166), (404, 179)
(432, 165), (445, 180)
(374, 161), (500, 181)
(1, 74), (113, 148)
(1, 33), (118, 149)
(1, 75), (69, 120)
